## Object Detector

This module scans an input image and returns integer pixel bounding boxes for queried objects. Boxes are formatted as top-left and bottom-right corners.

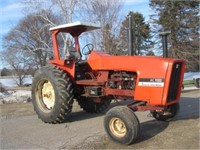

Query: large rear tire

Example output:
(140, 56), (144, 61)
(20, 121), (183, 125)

(32, 64), (74, 123)
(104, 106), (140, 145)
(77, 97), (111, 113)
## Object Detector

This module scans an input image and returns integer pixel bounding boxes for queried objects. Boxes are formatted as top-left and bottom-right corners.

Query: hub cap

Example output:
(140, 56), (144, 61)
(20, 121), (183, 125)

(109, 117), (127, 138)
(41, 81), (55, 109)
(35, 80), (55, 111)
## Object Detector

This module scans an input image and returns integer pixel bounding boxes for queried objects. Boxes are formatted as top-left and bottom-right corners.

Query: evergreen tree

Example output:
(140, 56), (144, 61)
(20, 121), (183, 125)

(119, 11), (153, 55)
(150, 0), (199, 71)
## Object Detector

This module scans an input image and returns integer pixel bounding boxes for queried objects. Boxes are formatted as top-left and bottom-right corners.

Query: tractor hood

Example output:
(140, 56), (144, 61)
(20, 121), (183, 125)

(88, 51), (183, 79)
(88, 51), (185, 105)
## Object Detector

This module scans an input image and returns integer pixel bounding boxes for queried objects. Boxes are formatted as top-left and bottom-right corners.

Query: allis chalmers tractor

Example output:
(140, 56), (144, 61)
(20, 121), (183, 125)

(32, 22), (186, 145)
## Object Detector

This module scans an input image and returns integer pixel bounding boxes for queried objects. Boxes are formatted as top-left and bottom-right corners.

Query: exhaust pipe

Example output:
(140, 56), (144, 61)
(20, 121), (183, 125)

(158, 31), (171, 58)
(128, 15), (135, 56)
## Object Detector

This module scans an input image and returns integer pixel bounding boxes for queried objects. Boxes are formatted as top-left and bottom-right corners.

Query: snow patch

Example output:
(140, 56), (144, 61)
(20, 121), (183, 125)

(0, 90), (31, 104)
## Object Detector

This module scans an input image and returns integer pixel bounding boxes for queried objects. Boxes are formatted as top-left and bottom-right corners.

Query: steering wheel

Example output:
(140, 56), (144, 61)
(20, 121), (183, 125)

(81, 44), (94, 55)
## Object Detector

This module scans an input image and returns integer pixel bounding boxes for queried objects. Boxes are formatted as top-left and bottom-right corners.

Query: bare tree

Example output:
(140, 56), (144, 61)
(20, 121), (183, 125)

(3, 10), (59, 67)
(51, 0), (78, 23)
(23, 0), (77, 24)
(0, 49), (34, 86)
(22, 0), (124, 55)
(79, 0), (123, 54)
(23, 0), (79, 57)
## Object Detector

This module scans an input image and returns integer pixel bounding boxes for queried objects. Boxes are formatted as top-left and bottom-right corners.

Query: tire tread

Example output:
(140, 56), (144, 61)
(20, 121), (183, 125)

(32, 64), (74, 124)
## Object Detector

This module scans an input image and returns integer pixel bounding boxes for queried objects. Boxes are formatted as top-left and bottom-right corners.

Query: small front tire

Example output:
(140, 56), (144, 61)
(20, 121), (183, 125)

(104, 106), (140, 145)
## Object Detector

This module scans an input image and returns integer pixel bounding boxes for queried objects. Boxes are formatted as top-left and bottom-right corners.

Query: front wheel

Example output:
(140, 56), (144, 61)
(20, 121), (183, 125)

(151, 103), (180, 121)
(104, 106), (140, 145)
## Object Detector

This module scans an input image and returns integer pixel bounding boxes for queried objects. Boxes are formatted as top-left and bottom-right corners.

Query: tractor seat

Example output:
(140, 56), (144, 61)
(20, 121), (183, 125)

(77, 60), (88, 66)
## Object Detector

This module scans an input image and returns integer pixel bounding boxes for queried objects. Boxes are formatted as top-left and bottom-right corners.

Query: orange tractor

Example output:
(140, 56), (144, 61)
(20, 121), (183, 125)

(32, 22), (185, 144)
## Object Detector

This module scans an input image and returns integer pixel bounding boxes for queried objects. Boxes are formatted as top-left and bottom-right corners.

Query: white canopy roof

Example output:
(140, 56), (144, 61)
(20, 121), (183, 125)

(49, 21), (101, 32)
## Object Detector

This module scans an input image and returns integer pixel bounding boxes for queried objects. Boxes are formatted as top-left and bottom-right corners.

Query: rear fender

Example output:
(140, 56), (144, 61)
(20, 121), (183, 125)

(48, 60), (75, 78)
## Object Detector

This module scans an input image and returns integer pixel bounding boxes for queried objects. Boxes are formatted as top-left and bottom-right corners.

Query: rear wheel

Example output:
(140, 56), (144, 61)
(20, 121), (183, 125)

(32, 64), (74, 123)
(104, 106), (140, 145)
(77, 97), (111, 113)
(151, 103), (180, 121)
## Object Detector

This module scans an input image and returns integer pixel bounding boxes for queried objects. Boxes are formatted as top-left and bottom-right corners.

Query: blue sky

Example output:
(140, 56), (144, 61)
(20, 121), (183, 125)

(0, 0), (150, 52)
(0, 0), (25, 51)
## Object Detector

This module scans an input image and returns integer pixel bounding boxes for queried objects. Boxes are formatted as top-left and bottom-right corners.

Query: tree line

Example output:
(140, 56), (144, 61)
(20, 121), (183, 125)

(1, 0), (199, 85)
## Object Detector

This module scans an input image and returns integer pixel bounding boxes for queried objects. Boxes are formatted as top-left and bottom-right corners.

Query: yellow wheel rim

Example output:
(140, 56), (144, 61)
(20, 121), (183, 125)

(41, 81), (55, 110)
(35, 80), (55, 110)
(109, 117), (127, 138)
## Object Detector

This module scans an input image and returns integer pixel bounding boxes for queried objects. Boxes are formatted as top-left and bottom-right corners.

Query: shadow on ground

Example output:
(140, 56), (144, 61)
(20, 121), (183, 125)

(175, 97), (199, 120)
(136, 120), (169, 144)
(65, 99), (132, 122)
(66, 96), (199, 123)
(66, 111), (103, 122)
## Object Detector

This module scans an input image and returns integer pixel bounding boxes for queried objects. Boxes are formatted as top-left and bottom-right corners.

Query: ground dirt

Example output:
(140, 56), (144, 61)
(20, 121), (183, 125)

(0, 90), (199, 149)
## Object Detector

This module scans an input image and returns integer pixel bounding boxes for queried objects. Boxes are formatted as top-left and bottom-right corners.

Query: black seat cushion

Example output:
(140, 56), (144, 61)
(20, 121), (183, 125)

(77, 60), (88, 66)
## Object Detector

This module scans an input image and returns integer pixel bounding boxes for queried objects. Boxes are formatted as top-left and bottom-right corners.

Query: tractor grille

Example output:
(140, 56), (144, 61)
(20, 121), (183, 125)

(167, 62), (183, 102)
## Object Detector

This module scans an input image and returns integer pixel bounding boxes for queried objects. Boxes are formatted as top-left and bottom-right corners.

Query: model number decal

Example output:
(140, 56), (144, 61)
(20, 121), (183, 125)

(138, 78), (164, 87)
